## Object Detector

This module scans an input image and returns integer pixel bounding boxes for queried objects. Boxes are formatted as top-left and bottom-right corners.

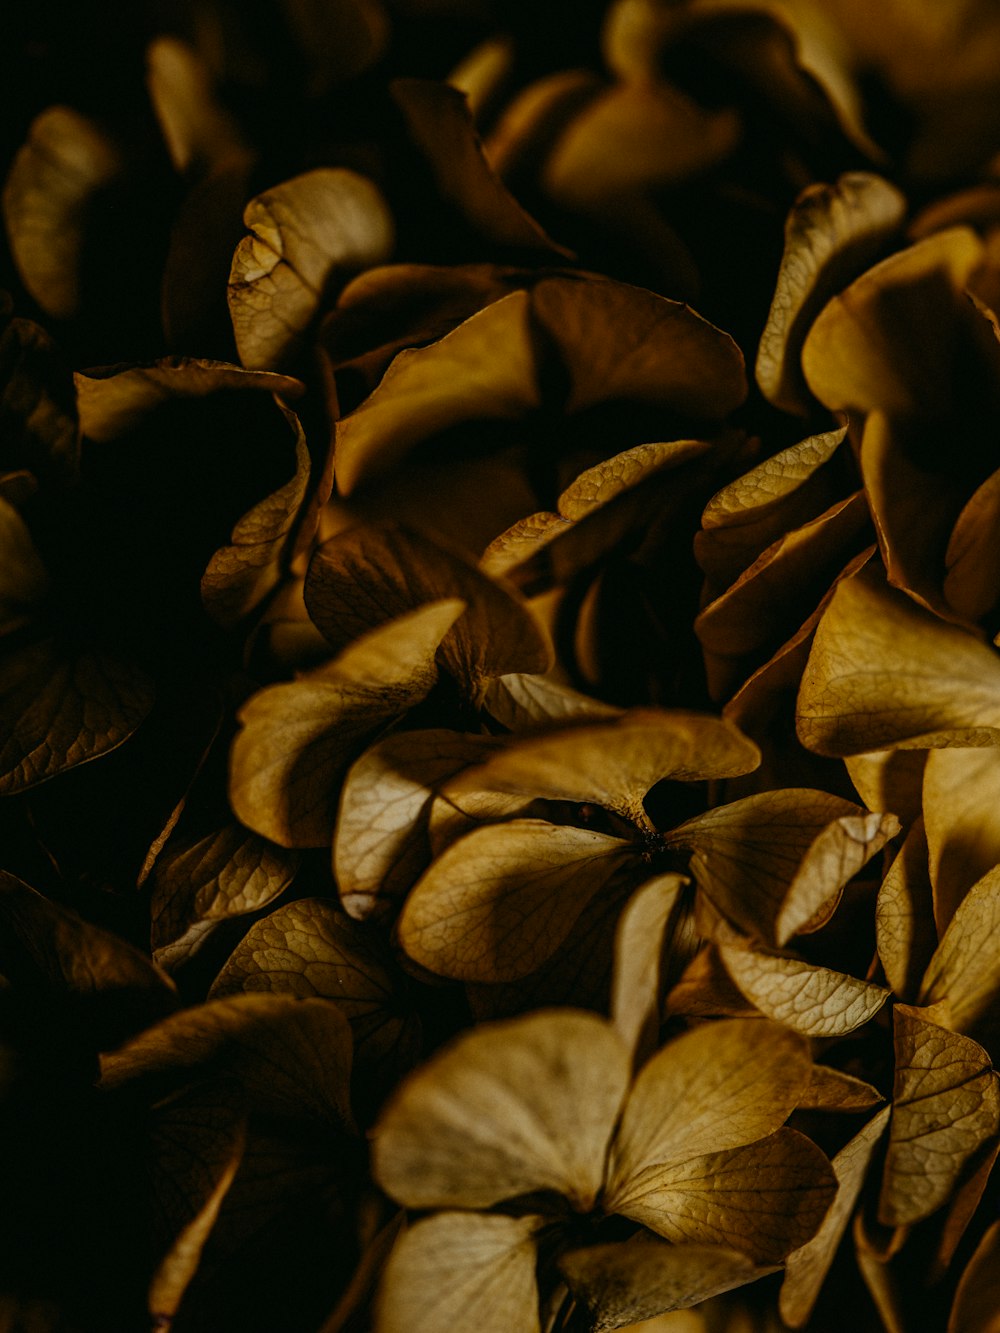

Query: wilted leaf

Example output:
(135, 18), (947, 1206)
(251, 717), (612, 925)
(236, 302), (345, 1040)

(876, 818), (937, 1001)
(201, 404), (311, 627)
(609, 1129), (836, 1265)
(559, 1239), (772, 1332)
(845, 748), (925, 830)
(611, 875), (685, 1060)
(757, 173), (906, 414)
(304, 521), (551, 689)
(0, 312), (79, 484)
(372, 1009), (630, 1210)
(335, 729), (500, 922)
(0, 637), (154, 793)
(229, 600), (464, 846)
(878, 1005), (1000, 1226)
(481, 672), (621, 731)
(397, 819), (632, 982)
(146, 36), (248, 177)
(210, 897), (418, 1067)
(101, 994), (355, 1131)
(780, 1107), (891, 1327)
(799, 1065), (885, 1113)
(948, 1220), (1000, 1333)
(2, 106), (124, 319)
(919, 863), (1000, 1046)
(718, 945), (889, 1038)
(667, 788), (895, 944)
(150, 826), (299, 967)
(797, 566), (1000, 754)
(447, 710), (759, 825)
(945, 466), (1000, 622)
(923, 747), (1000, 933)
(229, 169), (395, 371)
(375, 1212), (541, 1333)
(605, 1019), (811, 1205)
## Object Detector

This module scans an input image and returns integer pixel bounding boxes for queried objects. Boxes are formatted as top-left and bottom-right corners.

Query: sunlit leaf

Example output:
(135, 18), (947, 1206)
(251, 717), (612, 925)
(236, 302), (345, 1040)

(718, 945), (889, 1038)
(229, 600), (464, 846)
(559, 1239), (772, 1332)
(878, 1005), (1000, 1226)
(875, 818), (937, 1002)
(757, 173), (905, 414)
(229, 169), (394, 371)
(919, 863), (1000, 1046)
(372, 1009), (630, 1210)
(2, 106), (124, 319)
(845, 748), (925, 830)
(304, 521), (551, 688)
(923, 747), (1000, 933)
(101, 994), (355, 1131)
(605, 1019), (812, 1201)
(611, 875), (685, 1060)
(336, 729), (500, 922)
(376, 1212), (541, 1333)
(780, 1107), (891, 1327)
(797, 566), (1000, 754)
(397, 819), (632, 982)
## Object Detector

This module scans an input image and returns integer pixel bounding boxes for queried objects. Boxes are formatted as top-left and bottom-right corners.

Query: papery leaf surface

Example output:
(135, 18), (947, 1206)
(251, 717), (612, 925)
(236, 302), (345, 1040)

(611, 875), (686, 1059)
(372, 1008), (629, 1210)
(718, 945), (889, 1038)
(919, 863), (1000, 1046)
(923, 747), (1000, 932)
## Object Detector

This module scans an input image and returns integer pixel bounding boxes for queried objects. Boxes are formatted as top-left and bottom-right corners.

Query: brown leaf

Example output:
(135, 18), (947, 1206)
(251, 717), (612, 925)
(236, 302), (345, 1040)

(919, 863), (1000, 1047)
(2, 106), (124, 319)
(229, 169), (395, 371)
(0, 495), (49, 634)
(304, 521), (551, 689)
(201, 403), (311, 627)
(876, 818), (937, 1002)
(397, 819), (632, 982)
(481, 672), (621, 731)
(797, 565), (1000, 754)
(210, 898), (418, 1069)
(780, 1107), (891, 1327)
(372, 1009), (630, 1210)
(229, 600), (464, 847)
(146, 36), (249, 177)
(799, 1065), (885, 1113)
(945, 465), (1000, 622)
(559, 1239), (772, 1332)
(335, 729), (501, 922)
(757, 173), (906, 414)
(611, 875), (686, 1061)
(375, 1212), (541, 1333)
(845, 748), (926, 830)
(718, 945), (889, 1038)
(150, 826), (299, 969)
(878, 1005), (1000, 1226)
(101, 993), (355, 1131)
(391, 77), (566, 255)
(923, 747), (1000, 934)
(948, 1220), (1000, 1333)
(446, 710), (760, 826)
(0, 312), (79, 484)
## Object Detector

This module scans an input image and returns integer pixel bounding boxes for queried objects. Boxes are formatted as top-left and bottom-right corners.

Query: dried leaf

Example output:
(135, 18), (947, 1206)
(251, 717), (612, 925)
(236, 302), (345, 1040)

(757, 173), (906, 414)
(948, 1220), (1000, 1333)
(923, 748), (1000, 933)
(799, 1065), (885, 1113)
(336, 729), (500, 922)
(718, 945), (889, 1038)
(304, 522), (551, 689)
(611, 875), (686, 1060)
(876, 819), (937, 1002)
(376, 1212), (541, 1333)
(0, 312), (79, 484)
(780, 1107), (891, 1327)
(797, 566), (1000, 754)
(0, 494), (49, 634)
(605, 1020), (812, 1202)
(146, 36), (248, 176)
(229, 169), (395, 371)
(101, 994), (355, 1131)
(559, 1239), (771, 1332)
(481, 673), (621, 731)
(229, 600), (464, 847)
(919, 863), (1000, 1046)
(372, 1009), (629, 1210)
(845, 748), (926, 830)
(397, 819), (632, 982)
(945, 466), (1000, 622)
(2, 106), (124, 319)
(878, 1006), (1000, 1226)
(210, 898), (418, 1067)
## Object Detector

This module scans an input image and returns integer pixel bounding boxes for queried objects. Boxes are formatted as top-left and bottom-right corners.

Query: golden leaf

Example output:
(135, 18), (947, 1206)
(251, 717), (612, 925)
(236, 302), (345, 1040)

(718, 945), (889, 1038)
(304, 521), (551, 688)
(447, 710), (759, 825)
(757, 173), (905, 414)
(798, 1065), (885, 1113)
(948, 1221), (1000, 1333)
(481, 672), (621, 731)
(875, 819), (937, 1002)
(919, 863), (1000, 1046)
(372, 1009), (630, 1211)
(2, 106), (123, 319)
(923, 748), (1000, 933)
(667, 788), (895, 944)
(146, 36), (248, 177)
(210, 897), (418, 1068)
(844, 748), (926, 830)
(797, 566), (1000, 754)
(878, 1005), (1000, 1226)
(611, 875), (686, 1061)
(945, 466), (1000, 622)
(101, 993), (355, 1131)
(335, 729), (501, 922)
(375, 1212), (541, 1333)
(397, 819), (632, 982)
(229, 600), (464, 847)
(559, 1239), (772, 1332)
(229, 169), (394, 371)
(605, 1019), (811, 1206)
(608, 1129), (836, 1265)
(779, 1107), (891, 1327)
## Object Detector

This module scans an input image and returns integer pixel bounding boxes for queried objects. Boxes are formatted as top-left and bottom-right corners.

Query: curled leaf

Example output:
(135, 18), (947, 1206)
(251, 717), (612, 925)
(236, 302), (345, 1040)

(718, 945), (889, 1038)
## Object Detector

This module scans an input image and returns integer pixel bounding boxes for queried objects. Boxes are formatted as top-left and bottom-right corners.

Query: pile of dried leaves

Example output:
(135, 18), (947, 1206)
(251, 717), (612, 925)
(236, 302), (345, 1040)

(4, 2), (1000, 1330)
